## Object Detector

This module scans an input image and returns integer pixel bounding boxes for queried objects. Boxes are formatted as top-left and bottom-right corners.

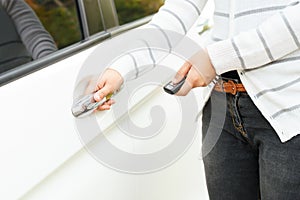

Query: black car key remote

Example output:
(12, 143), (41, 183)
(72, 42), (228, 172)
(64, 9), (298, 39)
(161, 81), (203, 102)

(163, 76), (186, 95)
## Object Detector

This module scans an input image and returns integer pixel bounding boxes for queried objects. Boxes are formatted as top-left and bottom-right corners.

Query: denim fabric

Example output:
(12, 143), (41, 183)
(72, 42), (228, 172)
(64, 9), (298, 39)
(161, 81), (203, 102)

(202, 90), (300, 200)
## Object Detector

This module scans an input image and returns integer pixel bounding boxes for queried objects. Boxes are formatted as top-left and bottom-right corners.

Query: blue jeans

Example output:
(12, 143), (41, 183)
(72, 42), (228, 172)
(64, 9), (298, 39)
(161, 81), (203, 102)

(202, 89), (300, 200)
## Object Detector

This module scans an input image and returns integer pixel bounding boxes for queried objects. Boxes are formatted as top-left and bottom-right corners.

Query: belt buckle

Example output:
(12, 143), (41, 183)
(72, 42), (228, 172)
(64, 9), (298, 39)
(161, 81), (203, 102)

(227, 80), (237, 95)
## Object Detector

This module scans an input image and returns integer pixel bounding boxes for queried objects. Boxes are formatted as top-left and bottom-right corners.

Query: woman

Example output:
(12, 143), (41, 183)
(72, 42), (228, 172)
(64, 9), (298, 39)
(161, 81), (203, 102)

(93, 0), (300, 199)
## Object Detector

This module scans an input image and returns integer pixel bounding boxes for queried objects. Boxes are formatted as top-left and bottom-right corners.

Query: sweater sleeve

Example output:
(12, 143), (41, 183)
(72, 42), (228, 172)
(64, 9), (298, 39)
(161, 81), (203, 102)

(109, 0), (208, 79)
(207, 2), (300, 75)
(2, 0), (57, 59)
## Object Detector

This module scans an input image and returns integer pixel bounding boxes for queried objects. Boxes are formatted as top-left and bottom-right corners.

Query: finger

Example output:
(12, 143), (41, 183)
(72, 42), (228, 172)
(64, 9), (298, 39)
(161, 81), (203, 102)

(94, 71), (108, 91)
(106, 99), (116, 105)
(94, 84), (113, 102)
(96, 99), (115, 111)
(173, 61), (192, 84)
(102, 99), (115, 106)
(175, 79), (193, 96)
(97, 104), (111, 111)
(94, 79), (105, 92)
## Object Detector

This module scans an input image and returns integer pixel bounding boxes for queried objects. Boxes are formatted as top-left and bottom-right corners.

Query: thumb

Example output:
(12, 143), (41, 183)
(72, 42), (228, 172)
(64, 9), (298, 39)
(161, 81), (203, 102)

(94, 84), (113, 102)
(173, 62), (192, 84)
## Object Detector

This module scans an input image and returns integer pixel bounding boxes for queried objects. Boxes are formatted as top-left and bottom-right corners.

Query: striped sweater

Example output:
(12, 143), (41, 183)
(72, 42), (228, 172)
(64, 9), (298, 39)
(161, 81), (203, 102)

(110, 0), (300, 142)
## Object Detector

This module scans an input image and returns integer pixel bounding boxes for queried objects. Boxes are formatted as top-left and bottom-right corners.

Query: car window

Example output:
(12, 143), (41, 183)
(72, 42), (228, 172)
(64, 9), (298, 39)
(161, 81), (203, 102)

(0, 0), (72, 74)
(25, 0), (81, 49)
(0, 0), (163, 84)
(114, 0), (164, 25)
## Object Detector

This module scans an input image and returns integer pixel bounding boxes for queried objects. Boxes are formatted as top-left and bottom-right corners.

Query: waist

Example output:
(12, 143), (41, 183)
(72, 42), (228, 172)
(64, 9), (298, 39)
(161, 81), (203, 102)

(214, 77), (246, 95)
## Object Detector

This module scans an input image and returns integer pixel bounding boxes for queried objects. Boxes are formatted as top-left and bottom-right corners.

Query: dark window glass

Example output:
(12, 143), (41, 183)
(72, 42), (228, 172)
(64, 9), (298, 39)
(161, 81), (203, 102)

(114, 0), (164, 25)
(26, 0), (81, 49)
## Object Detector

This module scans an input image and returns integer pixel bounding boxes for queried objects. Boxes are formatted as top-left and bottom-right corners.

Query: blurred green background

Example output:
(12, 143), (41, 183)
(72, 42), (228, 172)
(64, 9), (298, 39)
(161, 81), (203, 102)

(25, 0), (163, 49)
(115, 0), (163, 25)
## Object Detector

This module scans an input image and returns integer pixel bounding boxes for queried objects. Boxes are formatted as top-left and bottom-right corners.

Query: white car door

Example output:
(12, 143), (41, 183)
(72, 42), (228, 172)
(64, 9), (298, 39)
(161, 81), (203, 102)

(0, 0), (214, 199)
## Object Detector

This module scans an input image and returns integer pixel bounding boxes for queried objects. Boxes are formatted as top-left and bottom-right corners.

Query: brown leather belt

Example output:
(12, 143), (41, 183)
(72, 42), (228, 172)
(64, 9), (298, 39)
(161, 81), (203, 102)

(214, 80), (246, 95)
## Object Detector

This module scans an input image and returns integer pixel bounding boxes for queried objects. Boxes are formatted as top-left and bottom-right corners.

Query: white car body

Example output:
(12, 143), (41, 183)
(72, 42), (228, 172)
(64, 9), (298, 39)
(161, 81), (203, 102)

(0, 1), (214, 199)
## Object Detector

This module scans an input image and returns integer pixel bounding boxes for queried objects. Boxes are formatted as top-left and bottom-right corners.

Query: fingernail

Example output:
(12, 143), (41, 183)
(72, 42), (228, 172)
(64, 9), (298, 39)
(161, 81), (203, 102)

(94, 93), (100, 101)
(110, 99), (116, 104)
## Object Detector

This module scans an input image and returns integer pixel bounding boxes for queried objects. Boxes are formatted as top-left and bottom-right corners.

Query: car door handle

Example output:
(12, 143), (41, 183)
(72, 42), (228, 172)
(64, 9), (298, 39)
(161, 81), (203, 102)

(71, 93), (113, 118)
